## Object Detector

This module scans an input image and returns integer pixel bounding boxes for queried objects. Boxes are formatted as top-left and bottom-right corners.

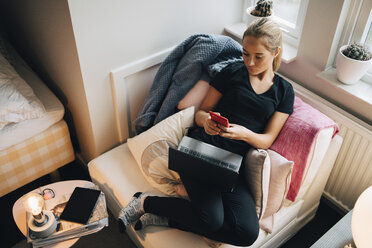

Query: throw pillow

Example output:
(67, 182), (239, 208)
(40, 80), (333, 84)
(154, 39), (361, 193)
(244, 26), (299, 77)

(259, 149), (294, 233)
(244, 148), (270, 220)
(127, 107), (195, 196)
(244, 148), (294, 233)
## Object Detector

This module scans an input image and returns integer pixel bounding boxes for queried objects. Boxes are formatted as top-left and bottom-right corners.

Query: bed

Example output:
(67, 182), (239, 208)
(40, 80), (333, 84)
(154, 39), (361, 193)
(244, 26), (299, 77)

(0, 36), (75, 197)
(88, 35), (343, 247)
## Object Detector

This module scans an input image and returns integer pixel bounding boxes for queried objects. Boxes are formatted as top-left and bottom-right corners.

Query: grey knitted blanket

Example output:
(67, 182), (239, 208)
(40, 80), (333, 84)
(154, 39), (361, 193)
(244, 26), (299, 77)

(134, 34), (243, 135)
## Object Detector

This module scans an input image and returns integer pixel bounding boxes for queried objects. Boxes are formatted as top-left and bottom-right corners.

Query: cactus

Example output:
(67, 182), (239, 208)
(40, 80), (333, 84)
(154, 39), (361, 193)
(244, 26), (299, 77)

(342, 43), (372, 61)
(251, 0), (273, 17)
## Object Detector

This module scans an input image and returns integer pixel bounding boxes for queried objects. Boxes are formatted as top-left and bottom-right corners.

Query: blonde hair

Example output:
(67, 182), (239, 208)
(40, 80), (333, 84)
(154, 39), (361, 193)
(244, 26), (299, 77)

(243, 18), (282, 71)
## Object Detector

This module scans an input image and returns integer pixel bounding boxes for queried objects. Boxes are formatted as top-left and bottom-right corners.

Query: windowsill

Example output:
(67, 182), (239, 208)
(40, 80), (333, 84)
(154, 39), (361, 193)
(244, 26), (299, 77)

(224, 22), (298, 63)
(317, 68), (372, 106)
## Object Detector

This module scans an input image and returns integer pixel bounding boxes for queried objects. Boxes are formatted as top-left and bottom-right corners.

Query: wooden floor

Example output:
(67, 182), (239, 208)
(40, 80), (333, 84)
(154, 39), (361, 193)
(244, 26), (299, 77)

(2, 160), (345, 248)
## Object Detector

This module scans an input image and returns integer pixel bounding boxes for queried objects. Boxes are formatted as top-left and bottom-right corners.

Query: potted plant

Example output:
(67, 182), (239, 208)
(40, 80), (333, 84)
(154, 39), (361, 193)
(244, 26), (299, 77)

(245, 0), (273, 26)
(336, 43), (372, 85)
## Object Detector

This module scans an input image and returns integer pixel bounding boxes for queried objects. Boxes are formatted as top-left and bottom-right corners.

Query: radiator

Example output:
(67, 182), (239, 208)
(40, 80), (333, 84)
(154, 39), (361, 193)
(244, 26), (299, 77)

(323, 118), (372, 212)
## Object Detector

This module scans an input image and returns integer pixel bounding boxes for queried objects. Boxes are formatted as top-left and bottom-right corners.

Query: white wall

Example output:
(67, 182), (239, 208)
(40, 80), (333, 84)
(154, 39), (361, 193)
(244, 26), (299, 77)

(67, 0), (244, 161)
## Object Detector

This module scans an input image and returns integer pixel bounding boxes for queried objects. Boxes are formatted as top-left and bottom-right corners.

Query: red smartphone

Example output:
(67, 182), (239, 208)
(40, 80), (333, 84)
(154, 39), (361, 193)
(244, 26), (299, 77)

(209, 111), (229, 127)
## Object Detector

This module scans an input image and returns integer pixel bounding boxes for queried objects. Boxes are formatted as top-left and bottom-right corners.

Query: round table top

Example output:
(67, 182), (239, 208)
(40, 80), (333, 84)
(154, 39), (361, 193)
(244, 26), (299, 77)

(13, 180), (95, 248)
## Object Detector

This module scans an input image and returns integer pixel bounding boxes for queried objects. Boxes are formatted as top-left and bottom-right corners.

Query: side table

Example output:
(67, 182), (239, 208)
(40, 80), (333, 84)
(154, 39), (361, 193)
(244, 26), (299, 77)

(13, 180), (96, 248)
(310, 210), (354, 248)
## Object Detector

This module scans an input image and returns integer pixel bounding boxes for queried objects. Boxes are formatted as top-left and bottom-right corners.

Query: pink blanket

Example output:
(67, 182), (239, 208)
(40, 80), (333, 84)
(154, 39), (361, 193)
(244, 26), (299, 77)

(270, 96), (339, 201)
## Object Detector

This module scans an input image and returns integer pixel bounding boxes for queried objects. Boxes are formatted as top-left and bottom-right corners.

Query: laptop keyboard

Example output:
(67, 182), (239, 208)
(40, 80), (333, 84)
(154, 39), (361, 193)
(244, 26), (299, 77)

(178, 146), (239, 171)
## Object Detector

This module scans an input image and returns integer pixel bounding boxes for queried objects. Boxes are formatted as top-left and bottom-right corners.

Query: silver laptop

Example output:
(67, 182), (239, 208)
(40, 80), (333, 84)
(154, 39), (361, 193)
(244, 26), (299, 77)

(168, 136), (243, 190)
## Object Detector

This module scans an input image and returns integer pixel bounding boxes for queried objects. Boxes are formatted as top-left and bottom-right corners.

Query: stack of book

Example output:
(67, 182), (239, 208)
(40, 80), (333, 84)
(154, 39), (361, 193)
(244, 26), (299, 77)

(26, 186), (108, 248)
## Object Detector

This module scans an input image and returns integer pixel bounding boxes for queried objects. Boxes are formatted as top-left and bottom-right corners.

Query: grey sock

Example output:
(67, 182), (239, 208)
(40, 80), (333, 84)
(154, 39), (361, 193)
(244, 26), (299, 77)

(134, 213), (168, 230)
(118, 192), (147, 232)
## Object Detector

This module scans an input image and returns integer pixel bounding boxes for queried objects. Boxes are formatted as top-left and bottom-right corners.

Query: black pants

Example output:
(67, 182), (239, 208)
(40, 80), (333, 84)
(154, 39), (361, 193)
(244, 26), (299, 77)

(143, 174), (259, 246)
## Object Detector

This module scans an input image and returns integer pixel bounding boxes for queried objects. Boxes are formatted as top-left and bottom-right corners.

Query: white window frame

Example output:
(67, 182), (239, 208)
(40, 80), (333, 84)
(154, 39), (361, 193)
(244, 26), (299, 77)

(359, 7), (372, 82)
(336, 0), (372, 84)
(246, 0), (309, 47)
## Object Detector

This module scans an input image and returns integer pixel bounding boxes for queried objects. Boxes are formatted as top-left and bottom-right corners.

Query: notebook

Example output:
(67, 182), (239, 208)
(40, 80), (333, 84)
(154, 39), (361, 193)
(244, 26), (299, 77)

(59, 187), (101, 224)
(168, 136), (243, 191)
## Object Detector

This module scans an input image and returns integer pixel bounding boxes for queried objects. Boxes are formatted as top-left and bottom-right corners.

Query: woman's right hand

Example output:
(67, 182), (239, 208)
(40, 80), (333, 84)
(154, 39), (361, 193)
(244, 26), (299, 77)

(203, 114), (222, 136)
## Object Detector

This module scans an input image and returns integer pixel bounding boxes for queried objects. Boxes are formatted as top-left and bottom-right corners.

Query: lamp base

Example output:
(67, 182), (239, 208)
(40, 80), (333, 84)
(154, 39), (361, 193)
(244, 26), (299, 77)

(28, 210), (57, 238)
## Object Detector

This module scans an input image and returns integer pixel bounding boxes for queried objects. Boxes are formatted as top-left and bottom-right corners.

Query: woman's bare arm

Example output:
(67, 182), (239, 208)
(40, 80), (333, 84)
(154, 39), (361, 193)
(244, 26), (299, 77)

(195, 86), (223, 135)
(218, 111), (289, 149)
(244, 111), (289, 149)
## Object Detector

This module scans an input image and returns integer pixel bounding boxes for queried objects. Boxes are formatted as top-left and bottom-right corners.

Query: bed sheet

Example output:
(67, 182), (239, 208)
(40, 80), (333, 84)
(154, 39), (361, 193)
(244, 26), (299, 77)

(0, 120), (74, 197)
(0, 40), (64, 150)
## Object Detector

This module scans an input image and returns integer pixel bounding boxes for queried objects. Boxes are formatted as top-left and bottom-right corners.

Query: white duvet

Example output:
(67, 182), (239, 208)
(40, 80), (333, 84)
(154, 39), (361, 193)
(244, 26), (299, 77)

(0, 43), (64, 150)
(0, 52), (45, 129)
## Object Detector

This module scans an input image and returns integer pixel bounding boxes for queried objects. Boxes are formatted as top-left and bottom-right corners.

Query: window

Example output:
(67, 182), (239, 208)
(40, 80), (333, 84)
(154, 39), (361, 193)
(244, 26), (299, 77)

(274, 0), (301, 25)
(352, 6), (372, 48)
(248, 0), (309, 47)
(363, 9), (372, 83)
(339, 0), (372, 83)
(366, 22), (372, 48)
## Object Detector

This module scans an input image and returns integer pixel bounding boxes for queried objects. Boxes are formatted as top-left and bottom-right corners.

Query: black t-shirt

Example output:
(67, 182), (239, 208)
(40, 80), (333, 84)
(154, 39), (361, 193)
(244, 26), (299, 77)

(188, 61), (294, 156)
(211, 61), (294, 133)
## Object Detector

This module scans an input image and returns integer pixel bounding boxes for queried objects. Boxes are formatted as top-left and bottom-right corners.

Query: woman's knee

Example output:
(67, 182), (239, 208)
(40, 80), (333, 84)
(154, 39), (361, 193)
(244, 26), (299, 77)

(234, 221), (259, 246)
(198, 209), (224, 234)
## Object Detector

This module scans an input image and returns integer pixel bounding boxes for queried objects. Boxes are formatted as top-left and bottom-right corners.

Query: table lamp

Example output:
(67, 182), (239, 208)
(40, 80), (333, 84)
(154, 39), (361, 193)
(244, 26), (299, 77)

(351, 185), (372, 248)
(23, 192), (57, 238)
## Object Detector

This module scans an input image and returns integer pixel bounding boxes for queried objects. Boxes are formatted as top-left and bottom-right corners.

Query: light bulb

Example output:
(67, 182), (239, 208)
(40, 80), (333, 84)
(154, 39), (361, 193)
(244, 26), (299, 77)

(23, 192), (57, 238)
(23, 192), (45, 222)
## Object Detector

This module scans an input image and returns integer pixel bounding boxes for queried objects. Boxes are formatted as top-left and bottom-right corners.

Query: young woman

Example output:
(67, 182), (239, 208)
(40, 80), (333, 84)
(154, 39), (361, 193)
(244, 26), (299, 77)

(118, 18), (294, 247)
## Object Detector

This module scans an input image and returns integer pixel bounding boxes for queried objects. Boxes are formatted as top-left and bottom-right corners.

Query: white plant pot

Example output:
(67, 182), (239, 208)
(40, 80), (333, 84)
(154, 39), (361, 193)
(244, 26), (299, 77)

(336, 45), (372, 85)
(245, 6), (273, 26)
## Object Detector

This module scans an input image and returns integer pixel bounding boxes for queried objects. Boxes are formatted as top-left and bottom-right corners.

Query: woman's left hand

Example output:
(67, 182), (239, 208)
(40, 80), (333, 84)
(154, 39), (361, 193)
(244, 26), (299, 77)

(217, 123), (251, 140)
